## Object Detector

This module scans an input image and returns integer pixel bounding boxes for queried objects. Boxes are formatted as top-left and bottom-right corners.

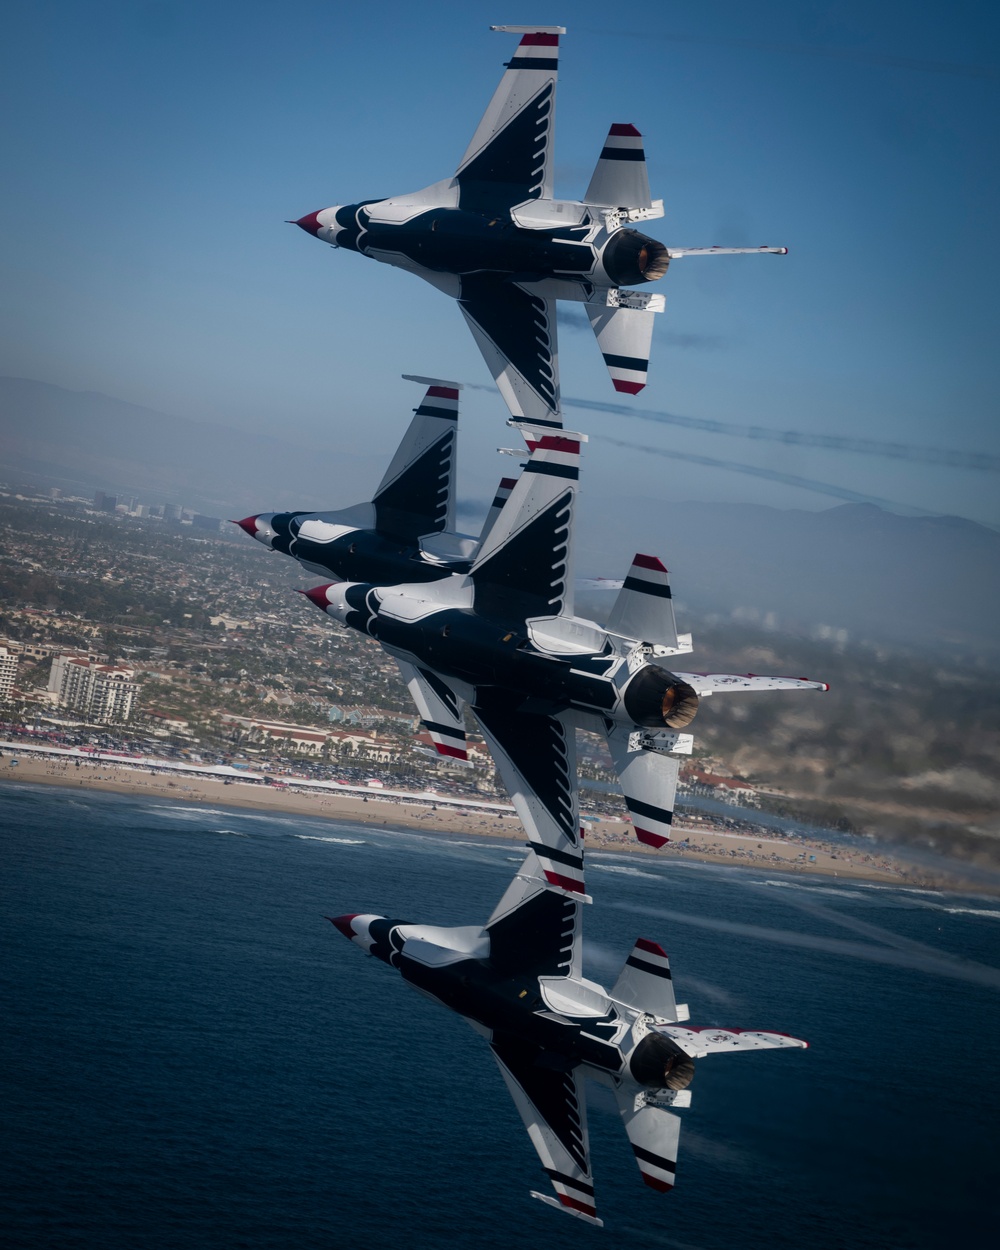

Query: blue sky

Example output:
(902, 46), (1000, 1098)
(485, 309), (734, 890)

(2, 0), (998, 526)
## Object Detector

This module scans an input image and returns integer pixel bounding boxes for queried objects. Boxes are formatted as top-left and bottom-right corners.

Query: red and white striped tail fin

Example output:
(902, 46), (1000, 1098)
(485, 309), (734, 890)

(614, 1086), (681, 1194)
(607, 552), (679, 648)
(585, 123), (654, 209)
(587, 302), (658, 396)
(477, 474), (518, 549)
(456, 27), (565, 206)
(612, 938), (678, 1020)
(604, 726), (680, 849)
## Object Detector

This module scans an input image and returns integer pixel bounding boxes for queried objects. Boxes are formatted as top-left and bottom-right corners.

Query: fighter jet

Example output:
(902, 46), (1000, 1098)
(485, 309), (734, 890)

(291, 25), (787, 429)
(233, 376), (516, 586)
(330, 848), (807, 1225)
(294, 428), (827, 854)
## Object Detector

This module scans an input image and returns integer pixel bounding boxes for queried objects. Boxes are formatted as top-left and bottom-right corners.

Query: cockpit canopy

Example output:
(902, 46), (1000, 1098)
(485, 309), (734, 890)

(623, 664), (700, 729)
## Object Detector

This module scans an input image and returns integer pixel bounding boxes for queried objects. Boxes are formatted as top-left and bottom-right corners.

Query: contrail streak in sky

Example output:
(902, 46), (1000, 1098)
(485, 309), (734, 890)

(592, 435), (937, 515)
(564, 396), (1000, 473)
(464, 382), (999, 472)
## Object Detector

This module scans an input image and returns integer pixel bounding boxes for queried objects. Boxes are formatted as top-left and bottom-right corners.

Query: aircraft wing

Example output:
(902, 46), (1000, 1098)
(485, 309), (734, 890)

(455, 26), (563, 213)
(474, 700), (585, 899)
(586, 297), (665, 396)
(486, 849), (581, 979)
(396, 660), (467, 762)
(604, 724), (680, 849)
(674, 672), (830, 696)
(614, 1084), (681, 1194)
(373, 378), (459, 541)
(490, 1037), (601, 1226)
(458, 276), (561, 429)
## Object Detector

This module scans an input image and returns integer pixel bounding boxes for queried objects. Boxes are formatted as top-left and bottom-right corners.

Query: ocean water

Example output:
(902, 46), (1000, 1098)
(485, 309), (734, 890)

(1, 781), (997, 1249)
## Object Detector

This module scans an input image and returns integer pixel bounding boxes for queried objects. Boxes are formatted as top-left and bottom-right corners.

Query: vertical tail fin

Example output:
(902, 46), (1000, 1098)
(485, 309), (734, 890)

(585, 123), (653, 209)
(470, 433), (585, 621)
(611, 939), (678, 1021)
(587, 303), (658, 395)
(372, 377), (459, 542)
(607, 553), (679, 648)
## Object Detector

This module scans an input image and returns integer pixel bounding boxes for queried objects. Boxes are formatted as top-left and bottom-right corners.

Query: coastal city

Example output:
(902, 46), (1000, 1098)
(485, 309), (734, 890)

(0, 477), (951, 886)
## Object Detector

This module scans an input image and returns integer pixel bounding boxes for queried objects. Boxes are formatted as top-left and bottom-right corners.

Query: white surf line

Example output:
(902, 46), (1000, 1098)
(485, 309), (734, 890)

(0, 741), (516, 816)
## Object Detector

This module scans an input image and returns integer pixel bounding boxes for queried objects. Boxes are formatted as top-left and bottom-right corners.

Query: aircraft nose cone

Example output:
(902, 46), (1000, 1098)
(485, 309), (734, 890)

(328, 914), (360, 940)
(298, 584), (334, 611)
(231, 515), (259, 538)
(291, 211), (324, 237)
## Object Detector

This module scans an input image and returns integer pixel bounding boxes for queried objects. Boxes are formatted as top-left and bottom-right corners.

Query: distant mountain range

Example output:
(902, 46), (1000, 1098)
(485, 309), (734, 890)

(3, 375), (997, 657)
(575, 496), (1000, 657)
(0, 376), (380, 517)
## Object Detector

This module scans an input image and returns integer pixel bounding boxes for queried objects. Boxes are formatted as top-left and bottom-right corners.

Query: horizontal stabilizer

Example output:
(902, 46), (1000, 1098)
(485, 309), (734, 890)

(585, 123), (653, 209)
(587, 302), (657, 395)
(612, 938), (678, 1020)
(654, 1025), (808, 1058)
(614, 1084), (681, 1193)
(674, 672), (829, 696)
(607, 553), (679, 648)
(604, 724), (680, 848)
(372, 380), (458, 542)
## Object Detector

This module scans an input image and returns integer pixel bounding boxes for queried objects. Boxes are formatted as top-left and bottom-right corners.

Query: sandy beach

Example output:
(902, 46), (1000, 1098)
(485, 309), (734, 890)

(0, 751), (962, 890)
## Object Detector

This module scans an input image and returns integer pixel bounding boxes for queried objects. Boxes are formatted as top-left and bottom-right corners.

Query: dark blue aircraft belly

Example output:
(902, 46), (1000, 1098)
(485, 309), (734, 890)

(370, 607), (617, 713)
(292, 530), (448, 586)
(358, 208), (593, 279)
(399, 955), (622, 1074)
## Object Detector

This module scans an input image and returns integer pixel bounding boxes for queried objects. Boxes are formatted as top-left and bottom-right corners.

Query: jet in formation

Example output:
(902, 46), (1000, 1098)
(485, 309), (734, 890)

(291, 25), (787, 429)
(240, 399), (827, 895)
(330, 847), (807, 1225)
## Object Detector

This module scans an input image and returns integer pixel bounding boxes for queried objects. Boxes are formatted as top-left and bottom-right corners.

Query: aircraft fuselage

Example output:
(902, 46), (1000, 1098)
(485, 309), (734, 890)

(298, 198), (669, 295)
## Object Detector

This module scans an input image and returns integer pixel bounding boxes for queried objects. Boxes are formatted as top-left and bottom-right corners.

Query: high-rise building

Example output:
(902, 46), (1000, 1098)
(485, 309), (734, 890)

(164, 503), (182, 521)
(48, 655), (140, 723)
(0, 647), (19, 700)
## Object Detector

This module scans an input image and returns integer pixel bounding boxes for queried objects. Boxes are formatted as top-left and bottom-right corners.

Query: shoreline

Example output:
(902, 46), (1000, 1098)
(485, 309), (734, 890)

(0, 752), (977, 893)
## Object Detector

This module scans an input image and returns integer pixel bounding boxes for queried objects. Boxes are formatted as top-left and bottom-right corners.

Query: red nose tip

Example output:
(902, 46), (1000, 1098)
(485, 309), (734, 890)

(231, 516), (258, 538)
(292, 211), (324, 237)
(327, 914), (359, 940)
(298, 584), (334, 611)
